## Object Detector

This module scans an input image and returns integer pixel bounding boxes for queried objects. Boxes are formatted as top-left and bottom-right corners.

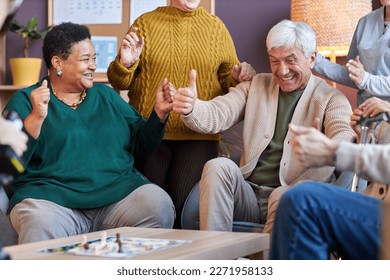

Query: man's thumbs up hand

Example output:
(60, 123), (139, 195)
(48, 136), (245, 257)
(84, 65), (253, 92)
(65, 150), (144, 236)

(173, 69), (197, 115)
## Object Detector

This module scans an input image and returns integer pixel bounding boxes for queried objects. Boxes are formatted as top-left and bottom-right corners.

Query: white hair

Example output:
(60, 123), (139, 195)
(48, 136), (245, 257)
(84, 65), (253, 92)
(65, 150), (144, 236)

(266, 19), (316, 59)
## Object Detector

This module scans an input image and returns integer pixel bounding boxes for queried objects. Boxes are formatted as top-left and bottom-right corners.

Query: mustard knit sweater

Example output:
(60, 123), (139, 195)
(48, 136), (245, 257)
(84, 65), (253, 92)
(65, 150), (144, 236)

(107, 7), (240, 141)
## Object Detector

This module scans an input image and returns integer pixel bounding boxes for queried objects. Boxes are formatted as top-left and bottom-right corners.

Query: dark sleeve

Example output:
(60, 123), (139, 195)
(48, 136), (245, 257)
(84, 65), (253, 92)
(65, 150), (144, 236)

(128, 110), (166, 157)
(107, 87), (166, 157)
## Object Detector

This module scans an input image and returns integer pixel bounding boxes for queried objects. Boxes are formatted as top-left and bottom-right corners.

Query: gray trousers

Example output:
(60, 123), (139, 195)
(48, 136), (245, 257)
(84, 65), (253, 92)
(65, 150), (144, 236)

(199, 157), (291, 234)
(10, 184), (175, 244)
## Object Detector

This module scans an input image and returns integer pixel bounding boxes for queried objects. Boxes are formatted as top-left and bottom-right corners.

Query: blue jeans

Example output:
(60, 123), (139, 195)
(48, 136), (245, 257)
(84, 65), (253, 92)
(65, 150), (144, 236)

(269, 182), (382, 260)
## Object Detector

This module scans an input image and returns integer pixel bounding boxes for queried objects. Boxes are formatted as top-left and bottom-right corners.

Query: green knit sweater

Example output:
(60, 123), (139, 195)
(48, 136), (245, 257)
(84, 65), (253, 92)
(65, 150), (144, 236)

(107, 6), (240, 141)
(5, 80), (166, 212)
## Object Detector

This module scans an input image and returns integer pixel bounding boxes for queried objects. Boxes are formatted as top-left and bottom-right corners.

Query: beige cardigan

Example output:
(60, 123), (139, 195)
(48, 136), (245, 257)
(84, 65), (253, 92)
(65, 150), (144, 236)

(182, 73), (355, 186)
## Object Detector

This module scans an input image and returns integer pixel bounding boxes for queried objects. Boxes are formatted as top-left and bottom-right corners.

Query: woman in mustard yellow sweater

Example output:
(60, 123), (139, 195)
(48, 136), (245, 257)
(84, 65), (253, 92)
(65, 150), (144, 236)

(107, 0), (255, 228)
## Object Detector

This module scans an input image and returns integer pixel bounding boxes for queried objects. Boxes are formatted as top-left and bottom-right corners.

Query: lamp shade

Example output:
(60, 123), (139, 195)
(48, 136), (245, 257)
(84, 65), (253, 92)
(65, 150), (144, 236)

(291, 0), (372, 48)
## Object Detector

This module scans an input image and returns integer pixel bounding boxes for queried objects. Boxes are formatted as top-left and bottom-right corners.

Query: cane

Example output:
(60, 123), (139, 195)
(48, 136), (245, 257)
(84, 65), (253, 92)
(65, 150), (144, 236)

(350, 112), (389, 192)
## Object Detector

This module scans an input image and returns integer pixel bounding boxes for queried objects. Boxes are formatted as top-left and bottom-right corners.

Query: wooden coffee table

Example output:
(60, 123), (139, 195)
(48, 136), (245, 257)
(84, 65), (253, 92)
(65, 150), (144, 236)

(4, 227), (269, 260)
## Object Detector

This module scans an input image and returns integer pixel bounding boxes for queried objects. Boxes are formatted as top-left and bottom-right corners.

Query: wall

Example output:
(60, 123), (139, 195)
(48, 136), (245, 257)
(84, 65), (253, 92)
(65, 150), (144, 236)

(5, 0), (381, 101)
(216, 0), (290, 73)
(4, 0), (292, 84)
(5, 0), (382, 81)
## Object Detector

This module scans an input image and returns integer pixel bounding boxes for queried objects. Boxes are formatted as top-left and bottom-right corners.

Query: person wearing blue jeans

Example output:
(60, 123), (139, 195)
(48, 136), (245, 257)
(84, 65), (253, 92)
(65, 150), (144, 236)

(269, 117), (390, 260)
(270, 182), (382, 259)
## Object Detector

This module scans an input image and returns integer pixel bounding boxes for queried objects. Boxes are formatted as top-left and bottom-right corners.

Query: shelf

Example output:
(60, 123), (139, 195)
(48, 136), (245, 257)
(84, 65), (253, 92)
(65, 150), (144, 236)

(0, 85), (24, 111)
(0, 85), (24, 91)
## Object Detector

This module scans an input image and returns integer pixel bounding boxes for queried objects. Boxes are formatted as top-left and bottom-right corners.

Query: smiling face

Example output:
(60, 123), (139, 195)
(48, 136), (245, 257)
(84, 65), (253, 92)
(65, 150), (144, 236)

(60, 39), (96, 92)
(268, 46), (316, 93)
(170, 0), (201, 12)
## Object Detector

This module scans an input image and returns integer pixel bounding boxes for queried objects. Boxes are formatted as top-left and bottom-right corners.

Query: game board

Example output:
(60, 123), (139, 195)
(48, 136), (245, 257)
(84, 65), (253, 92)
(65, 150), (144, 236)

(39, 232), (192, 258)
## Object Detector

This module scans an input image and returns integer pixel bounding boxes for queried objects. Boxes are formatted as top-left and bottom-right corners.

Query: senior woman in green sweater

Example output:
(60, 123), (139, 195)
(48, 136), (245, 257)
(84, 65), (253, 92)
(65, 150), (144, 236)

(107, 0), (255, 228)
(4, 22), (175, 244)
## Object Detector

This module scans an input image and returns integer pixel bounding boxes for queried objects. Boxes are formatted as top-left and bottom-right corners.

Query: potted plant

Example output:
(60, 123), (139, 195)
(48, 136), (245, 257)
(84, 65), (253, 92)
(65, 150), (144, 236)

(8, 16), (51, 86)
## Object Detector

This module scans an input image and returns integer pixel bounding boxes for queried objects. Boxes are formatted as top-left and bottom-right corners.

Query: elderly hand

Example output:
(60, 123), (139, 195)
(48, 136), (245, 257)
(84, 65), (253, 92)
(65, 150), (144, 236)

(349, 97), (390, 143)
(347, 56), (365, 86)
(359, 97), (390, 119)
(0, 116), (28, 157)
(119, 27), (144, 68)
(350, 107), (364, 138)
(289, 120), (340, 168)
(232, 62), (256, 82)
(173, 69), (197, 115)
(154, 78), (175, 122)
